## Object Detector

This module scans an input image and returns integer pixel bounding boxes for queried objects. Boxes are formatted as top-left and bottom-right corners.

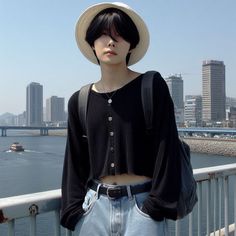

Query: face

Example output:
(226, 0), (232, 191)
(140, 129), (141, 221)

(93, 30), (131, 66)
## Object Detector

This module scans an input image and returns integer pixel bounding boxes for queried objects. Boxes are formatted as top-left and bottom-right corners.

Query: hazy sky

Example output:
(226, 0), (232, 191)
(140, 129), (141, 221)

(0, 0), (235, 115)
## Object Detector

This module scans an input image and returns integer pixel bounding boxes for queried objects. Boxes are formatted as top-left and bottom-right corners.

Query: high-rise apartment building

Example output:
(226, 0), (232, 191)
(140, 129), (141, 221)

(184, 95), (202, 126)
(165, 75), (184, 125)
(202, 60), (226, 122)
(46, 96), (65, 122)
(26, 82), (43, 126)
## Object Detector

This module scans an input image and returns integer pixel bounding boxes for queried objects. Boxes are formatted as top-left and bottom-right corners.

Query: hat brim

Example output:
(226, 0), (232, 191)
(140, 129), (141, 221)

(75, 2), (149, 66)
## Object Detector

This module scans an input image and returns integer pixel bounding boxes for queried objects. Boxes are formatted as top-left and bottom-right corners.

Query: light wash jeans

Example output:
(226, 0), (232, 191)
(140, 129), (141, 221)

(74, 182), (168, 236)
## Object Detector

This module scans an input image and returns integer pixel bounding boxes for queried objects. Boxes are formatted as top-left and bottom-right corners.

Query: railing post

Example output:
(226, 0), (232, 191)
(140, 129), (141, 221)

(66, 229), (72, 236)
(234, 175), (236, 236)
(175, 220), (180, 236)
(8, 220), (15, 236)
(219, 177), (223, 236)
(29, 216), (36, 236)
(54, 210), (61, 236)
(189, 212), (193, 236)
(224, 176), (229, 236)
(197, 182), (202, 236)
(213, 178), (218, 234)
(206, 180), (211, 236)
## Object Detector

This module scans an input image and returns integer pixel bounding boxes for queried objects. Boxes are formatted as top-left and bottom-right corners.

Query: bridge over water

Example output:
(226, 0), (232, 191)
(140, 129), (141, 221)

(178, 127), (236, 137)
(1, 126), (235, 137)
(0, 126), (67, 136)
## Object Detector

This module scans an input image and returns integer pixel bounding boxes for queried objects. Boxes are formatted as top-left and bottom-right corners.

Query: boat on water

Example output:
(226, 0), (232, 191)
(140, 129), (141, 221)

(10, 142), (24, 152)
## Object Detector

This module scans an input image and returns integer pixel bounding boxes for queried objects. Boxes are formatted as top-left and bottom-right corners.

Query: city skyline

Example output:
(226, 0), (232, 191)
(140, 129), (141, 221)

(0, 70), (236, 116)
(1, 74), (236, 127)
(1, 68), (236, 117)
(1, 1), (236, 114)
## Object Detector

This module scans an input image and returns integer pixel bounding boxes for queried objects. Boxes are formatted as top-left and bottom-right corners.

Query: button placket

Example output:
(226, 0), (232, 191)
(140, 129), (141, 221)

(107, 101), (115, 174)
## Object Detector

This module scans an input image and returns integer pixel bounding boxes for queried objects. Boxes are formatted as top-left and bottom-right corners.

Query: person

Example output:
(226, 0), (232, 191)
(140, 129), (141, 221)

(60, 2), (181, 235)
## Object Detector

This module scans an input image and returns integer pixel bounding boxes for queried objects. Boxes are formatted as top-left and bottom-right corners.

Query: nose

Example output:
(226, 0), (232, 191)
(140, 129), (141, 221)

(108, 38), (115, 47)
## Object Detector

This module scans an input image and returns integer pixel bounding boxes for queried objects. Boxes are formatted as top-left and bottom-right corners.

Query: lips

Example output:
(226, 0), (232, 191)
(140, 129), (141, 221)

(104, 50), (117, 55)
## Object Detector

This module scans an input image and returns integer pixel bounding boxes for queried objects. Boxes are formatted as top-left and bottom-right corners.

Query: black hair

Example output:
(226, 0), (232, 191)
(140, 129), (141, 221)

(85, 8), (140, 64)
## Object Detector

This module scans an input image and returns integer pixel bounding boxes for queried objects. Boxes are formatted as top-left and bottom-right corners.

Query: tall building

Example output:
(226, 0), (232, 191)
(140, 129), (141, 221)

(226, 97), (236, 109)
(202, 60), (226, 122)
(165, 75), (184, 125)
(184, 95), (202, 127)
(26, 82), (43, 126)
(228, 107), (236, 128)
(46, 96), (65, 122)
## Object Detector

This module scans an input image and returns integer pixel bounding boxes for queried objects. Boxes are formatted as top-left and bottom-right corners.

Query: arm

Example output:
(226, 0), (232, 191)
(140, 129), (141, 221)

(60, 91), (90, 230)
(142, 73), (181, 221)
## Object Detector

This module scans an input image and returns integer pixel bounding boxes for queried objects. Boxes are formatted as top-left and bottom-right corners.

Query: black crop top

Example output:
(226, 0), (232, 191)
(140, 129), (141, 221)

(60, 72), (181, 230)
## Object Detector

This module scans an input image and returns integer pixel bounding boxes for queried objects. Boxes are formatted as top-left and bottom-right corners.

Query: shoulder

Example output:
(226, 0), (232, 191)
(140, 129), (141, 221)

(68, 90), (80, 111)
(143, 70), (167, 89)
(68, 83), (93, 111)
(144, 71), (171, 102)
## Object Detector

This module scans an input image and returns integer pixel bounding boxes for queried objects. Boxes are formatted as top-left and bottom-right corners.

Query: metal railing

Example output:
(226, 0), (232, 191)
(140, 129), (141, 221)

(1, 163), (236, 236)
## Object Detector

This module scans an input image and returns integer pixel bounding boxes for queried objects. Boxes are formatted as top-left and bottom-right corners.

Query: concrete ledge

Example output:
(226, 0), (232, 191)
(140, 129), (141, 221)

(184, 138), (236, 157)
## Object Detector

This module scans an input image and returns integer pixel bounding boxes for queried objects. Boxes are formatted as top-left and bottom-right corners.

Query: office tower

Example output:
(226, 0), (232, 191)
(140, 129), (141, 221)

(46, 96), (65, 122)
(26, 82), (43, 126)
(165, 75), (184, 125)
(166, 75), (184, 109)
(202, 60), (226, 122)
(184, 95), (202, 127)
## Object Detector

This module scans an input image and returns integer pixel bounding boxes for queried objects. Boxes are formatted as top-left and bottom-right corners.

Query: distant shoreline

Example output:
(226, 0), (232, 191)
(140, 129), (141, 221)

(183, 137), (236, 157)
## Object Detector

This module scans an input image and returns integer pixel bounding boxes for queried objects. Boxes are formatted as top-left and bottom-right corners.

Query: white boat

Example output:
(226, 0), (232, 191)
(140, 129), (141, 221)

(10, 142), (24, 152)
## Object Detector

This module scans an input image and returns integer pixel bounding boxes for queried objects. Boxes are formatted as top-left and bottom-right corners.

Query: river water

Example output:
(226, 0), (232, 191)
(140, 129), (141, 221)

(0, 131), (236, 235)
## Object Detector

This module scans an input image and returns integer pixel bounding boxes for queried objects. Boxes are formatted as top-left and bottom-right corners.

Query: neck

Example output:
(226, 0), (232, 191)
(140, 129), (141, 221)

(98, 63), (135, 92)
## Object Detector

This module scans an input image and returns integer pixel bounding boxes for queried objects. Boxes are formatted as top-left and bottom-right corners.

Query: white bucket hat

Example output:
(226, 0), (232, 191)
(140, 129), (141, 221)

(75, 2), (150, 66)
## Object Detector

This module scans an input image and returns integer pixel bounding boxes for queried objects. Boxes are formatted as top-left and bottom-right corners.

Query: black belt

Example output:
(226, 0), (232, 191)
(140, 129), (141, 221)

(89, 180), (152, 199)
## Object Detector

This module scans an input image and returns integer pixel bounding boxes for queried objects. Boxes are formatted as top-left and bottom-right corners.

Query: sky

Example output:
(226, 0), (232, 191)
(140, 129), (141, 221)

(0, 0), (235, 115)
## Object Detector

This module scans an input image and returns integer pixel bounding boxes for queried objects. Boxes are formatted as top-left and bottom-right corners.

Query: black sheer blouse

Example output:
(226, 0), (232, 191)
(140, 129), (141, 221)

(60, 72), (181, 230)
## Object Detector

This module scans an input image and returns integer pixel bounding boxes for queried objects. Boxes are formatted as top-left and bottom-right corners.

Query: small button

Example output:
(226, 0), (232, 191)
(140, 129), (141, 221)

(108, 116), (113, 121)
(110, 147), (114, 152)
(111, 163), (115, 168)
(110, 131), (114, 136)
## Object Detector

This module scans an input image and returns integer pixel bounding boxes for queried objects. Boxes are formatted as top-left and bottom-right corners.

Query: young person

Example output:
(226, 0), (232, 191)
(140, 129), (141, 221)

(60, 2), (181, 235)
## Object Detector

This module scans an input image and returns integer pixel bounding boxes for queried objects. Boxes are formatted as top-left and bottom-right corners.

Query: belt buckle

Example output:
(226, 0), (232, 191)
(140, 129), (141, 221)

(106, 187), (122, 200)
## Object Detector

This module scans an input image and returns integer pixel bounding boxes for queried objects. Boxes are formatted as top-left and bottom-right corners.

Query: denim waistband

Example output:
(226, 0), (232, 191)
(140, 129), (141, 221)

(89, 180), (152, 199)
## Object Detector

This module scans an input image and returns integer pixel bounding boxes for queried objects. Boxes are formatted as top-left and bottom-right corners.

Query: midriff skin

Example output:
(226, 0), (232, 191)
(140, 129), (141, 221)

(100, 174), (151, 185)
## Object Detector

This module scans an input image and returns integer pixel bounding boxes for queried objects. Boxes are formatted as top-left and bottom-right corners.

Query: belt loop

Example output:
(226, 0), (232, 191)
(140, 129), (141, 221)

(96, 183), (102, 199)
(126, 185), (133, 200)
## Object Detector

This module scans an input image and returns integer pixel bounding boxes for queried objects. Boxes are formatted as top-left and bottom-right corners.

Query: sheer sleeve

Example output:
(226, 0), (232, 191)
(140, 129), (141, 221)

(60, 91), (90, 230)
(142, 73), (181, 221)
